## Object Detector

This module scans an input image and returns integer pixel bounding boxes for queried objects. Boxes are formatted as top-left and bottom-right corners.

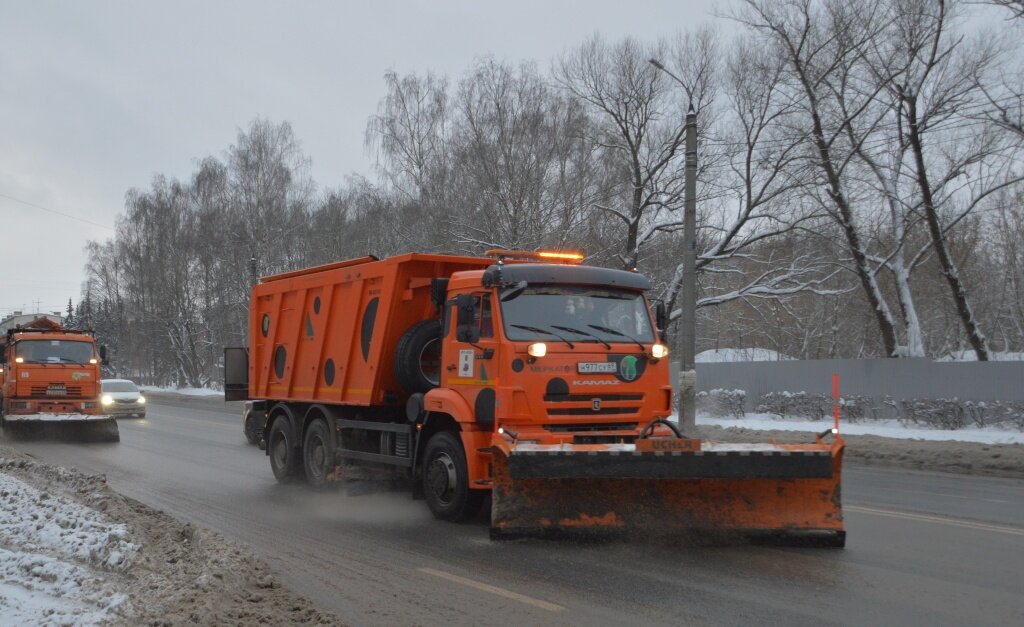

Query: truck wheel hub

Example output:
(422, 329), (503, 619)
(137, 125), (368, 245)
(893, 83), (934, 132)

(308, 438), (325, 473)
(419, 339), (441, 386)
(426, 453), (457, 503)
(272, 435), (288, 467)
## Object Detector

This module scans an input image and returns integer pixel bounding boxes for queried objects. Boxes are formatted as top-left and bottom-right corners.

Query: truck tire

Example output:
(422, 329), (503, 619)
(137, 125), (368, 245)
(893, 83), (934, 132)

(244, 410), (259, 445)
(268, 417), (303, 484)
(303, 418), (336, 489)
(422, 431), (483, 522)
(394, 320), (443, 395)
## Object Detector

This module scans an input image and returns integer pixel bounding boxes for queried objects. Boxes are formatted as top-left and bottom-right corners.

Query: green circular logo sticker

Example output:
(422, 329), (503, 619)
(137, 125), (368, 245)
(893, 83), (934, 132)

(620, 355), (638, 381)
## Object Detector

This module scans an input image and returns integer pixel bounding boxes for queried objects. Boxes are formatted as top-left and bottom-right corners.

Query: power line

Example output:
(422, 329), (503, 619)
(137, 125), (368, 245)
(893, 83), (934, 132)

(0, 192), (115, 231)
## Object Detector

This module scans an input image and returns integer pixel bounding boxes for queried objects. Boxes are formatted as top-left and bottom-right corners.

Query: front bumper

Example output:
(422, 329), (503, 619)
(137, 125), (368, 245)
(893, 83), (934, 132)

(103, 403), (146, 416)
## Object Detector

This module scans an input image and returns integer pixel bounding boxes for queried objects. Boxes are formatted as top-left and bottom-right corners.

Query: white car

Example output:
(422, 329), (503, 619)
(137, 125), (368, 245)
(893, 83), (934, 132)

(100, 379), (147, 418)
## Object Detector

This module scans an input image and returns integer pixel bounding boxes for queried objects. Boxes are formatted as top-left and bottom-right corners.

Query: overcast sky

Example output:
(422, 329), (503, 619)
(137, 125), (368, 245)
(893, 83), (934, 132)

(0, 0), (722, 317)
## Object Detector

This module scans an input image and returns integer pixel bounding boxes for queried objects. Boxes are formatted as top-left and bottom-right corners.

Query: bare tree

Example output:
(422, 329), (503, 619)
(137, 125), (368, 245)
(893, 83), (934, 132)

(879, 0), (1024, 359)
(449, 59), (593, 251)
(735, 0), (905, 356)
(554, 34), (694, 271)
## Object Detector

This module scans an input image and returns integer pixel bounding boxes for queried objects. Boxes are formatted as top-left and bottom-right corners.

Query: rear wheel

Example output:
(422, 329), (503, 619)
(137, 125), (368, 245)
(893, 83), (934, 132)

(268, 417), (303, 484)
(303, 418), (336, 489)
(422, 431), (483, 521)
(244, 410), (259, 445)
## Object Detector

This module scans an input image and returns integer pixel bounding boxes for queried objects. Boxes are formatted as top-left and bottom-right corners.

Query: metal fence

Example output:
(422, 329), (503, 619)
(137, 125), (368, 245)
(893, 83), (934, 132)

(672, 358), (1024, 412)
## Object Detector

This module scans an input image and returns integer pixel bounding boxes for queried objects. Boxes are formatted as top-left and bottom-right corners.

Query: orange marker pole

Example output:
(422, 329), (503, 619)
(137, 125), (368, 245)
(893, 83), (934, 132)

(832, 372), (840, 433)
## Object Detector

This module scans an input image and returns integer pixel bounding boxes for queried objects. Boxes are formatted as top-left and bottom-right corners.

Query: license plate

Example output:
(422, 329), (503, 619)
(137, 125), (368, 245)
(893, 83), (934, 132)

(577, 362), (617, 374)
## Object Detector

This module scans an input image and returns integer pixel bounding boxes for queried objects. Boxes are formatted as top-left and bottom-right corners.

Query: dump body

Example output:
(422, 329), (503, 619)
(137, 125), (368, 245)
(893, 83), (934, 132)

(248, 254), (492, 406)
(0, 317), (118, 442)
(237, 252), (844, 545)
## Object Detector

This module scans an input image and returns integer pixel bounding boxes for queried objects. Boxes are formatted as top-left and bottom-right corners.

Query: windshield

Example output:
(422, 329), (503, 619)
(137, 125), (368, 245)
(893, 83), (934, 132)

(102, 381), (139, 393)
(15, 340), (95, 364)
(500, 286), (655, 343)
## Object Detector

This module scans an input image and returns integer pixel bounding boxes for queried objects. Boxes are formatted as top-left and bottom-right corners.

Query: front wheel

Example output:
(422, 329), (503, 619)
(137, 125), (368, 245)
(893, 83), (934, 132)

(422, 431), (483, 521)
(268, 417), (303, 484)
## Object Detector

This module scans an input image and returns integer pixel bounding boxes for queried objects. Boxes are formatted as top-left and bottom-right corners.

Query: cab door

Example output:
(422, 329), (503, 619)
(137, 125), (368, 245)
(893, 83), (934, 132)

(443, 291), (499, 429)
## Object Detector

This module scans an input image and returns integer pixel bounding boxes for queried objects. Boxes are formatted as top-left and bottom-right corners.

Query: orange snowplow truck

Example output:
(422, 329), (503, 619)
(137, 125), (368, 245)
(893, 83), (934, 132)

(225, 251), (845, 545)
(0, 317), (119, 442)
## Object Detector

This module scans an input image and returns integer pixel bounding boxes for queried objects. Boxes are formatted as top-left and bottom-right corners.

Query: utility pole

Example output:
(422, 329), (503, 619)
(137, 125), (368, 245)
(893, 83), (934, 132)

(649, 58), (697, 432)
(679, 105), (697, 432)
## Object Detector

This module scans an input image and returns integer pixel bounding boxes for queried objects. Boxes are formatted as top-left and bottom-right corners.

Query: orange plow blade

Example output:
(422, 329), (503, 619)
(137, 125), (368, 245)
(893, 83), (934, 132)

(490, 438), (845, 546)
(2, 414), (120, 443)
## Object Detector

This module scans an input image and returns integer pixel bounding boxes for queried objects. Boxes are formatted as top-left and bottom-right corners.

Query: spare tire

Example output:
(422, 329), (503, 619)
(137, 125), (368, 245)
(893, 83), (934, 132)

(394, 320), (443, 395)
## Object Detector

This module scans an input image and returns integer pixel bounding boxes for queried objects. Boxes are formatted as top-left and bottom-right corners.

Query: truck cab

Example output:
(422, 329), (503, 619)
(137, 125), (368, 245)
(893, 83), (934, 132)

(416, 258), (672, 518)
(1, 324), (105, 417)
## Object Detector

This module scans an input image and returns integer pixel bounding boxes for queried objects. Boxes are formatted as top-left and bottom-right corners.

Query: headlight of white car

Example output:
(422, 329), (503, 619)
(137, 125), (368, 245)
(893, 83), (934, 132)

(101, 394), (114, 406)
(138, 396), (146, 404)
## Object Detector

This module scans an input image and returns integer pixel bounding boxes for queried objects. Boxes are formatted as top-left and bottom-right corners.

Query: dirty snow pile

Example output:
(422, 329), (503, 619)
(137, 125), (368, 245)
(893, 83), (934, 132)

(0, 464), (136, 625)
(0, 449), (342, 625)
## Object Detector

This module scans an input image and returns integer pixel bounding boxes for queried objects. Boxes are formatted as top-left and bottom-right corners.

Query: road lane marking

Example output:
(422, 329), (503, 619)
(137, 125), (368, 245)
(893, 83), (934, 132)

(846, 505), (1024, 537)
(417, 567), (566, 612)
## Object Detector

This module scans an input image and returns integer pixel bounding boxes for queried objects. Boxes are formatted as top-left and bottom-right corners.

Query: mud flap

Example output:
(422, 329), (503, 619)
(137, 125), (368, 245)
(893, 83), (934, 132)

(2, 415), (120, 443)
(490, 440), (844, 544)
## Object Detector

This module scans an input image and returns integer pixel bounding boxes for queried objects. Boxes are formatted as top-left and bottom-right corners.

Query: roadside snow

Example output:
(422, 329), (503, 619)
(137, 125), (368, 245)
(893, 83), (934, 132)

(0, 470), (135, 624)
(139, 385), (222, 397)
(695, 413), (1024, 445)
(695, 348), (794, 362)
(938, 350), (1024, 361)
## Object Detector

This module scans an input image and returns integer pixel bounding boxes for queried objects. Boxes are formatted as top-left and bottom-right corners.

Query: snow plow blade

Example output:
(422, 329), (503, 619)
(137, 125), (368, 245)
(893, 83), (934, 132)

(2, 414), (120, 443)
(490, 437), (844, 546)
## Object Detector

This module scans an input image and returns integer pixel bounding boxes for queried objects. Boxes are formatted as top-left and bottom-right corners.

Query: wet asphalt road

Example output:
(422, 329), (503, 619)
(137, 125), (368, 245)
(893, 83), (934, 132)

(7, 395), (1024, 626)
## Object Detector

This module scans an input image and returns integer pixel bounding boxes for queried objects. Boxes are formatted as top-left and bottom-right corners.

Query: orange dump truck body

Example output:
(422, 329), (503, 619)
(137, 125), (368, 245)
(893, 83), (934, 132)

(248, 254), (492, 405)
(231, 252), (844, 545)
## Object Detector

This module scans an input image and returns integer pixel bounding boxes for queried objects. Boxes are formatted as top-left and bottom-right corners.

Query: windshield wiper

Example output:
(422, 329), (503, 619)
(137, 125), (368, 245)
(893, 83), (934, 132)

(550, 325), (611, 349)
(509, 324), (575, 348)
(57, 357), (87, 365)
(586, 324), (645, 351)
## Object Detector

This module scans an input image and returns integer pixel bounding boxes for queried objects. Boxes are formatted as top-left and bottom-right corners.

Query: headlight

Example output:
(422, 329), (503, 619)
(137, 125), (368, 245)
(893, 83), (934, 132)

(527, 342), (547, 358)
(138, 396), (146, 404)
(15, 357), (23, 363)
(101, 394), (114, 406)
(650, 343), (669, 360)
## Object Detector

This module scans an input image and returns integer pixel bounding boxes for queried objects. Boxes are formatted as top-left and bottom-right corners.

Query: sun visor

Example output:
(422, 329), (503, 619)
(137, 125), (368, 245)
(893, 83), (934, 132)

(482, 264), (651, 291)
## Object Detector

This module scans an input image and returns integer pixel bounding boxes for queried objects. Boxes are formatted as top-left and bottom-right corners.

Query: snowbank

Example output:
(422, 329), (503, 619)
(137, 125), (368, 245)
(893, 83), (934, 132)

(695, 348), (794, 363)
(0, 469), (135, 625)
(139, 385), (222, 397)
(938, 350), (1024, 361)
(0, 451), (341, 625)
(696, 413), (1024, 445)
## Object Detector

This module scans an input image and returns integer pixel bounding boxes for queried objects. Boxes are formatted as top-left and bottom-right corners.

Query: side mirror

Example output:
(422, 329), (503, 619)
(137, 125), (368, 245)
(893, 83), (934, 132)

(455, 294), (480, 343)
(654, 301), (667, 333)
(99, 345), (108, 365)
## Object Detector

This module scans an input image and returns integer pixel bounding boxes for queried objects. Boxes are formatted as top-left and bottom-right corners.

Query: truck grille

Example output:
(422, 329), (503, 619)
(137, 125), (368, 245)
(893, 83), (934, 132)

(547, 406), (641, 416)
(544, 422), (637, 432)
(543, 393), (643, 402)
(31, 385), (84, 398)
